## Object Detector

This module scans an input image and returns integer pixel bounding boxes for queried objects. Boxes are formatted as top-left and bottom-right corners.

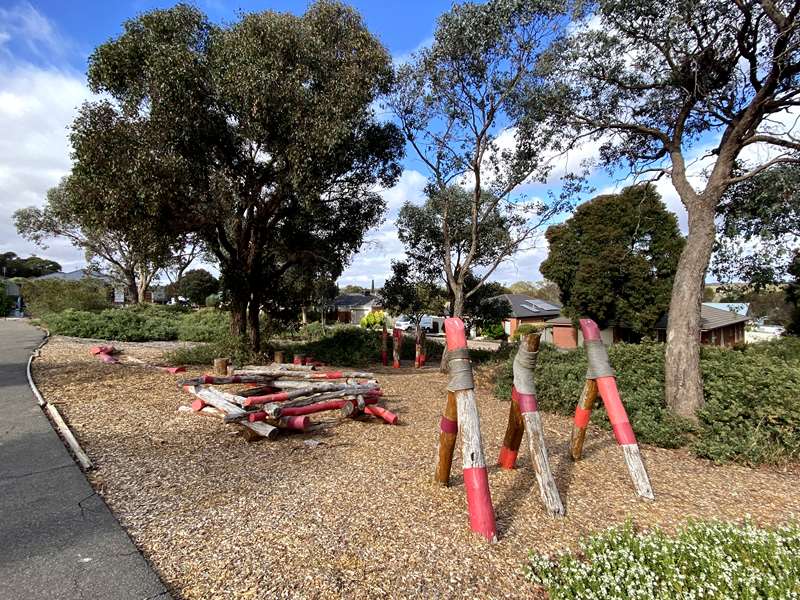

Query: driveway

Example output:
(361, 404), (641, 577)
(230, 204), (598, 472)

(0, 319), (170, 600)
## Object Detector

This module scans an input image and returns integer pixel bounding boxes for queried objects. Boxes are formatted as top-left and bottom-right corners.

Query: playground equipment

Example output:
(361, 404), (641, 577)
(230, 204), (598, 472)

(392, 327), (402, 368)
(570, 318), (654, 500)
(415, 328), (427, 367)
(497, 332), (564, 516)
(381, 324), (389, 366)
(435, 317), (497, 542)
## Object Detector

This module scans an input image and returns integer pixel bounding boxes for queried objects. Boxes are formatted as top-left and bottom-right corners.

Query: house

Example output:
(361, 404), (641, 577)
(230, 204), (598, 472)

(542, 316), (638, 349)
(703, 302), (750, 317)
(654, 303), (750, 347)
(331, 292), (383, 324)
(492, 294), (561, 337)
(34, 269), (126, 304)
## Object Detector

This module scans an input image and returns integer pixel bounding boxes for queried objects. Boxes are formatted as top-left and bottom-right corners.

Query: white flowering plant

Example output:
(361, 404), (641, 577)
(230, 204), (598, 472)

(526, 520), (800, 599)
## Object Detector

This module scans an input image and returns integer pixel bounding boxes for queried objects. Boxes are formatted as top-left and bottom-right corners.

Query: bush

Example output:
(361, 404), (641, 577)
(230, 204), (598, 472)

(22, 279), (109, 317)
(493, 337), (800, 464)
(482, 322), (506, 339)
(511, 322), (545, 342)
(526, 520), (800, 600)
(359, 310), (386, 329)
(205, 293), (221, 308)
(177, 309), (230, 342)
(0, 289), (14, 316)
(299, 321), (328, 341)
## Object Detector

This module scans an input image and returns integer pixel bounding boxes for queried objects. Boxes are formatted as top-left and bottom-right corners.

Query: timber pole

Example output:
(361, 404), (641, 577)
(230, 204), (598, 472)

(444, 317), (497, 543)
(434, 391), (458, 485)
(392, 327), (402, 368)
(381, 324), (389, 366)
(569, 379), (598, 460)
(578, 319), (654, 500)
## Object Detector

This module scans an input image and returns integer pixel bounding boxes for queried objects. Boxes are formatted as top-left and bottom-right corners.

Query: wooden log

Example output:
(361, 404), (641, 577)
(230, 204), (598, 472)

(293, 353), (306, 365)
(434, 391), (458, 485)
(273, 350), (284, 364)
(579, 319), (654, 500)
(242, 383), (379, 408)
(364, 404), (398, 425)
(213, 357), (230, 376)
(381, 324), (389, 366)
(97, 352), (119, 364)
(415, 325), (422, 368)
(186, 385), (279, 439)
(569, 378), (598, 461)
(497, 391), (524, 470)
(240, 364), (315, 372)
(179, 374), (276, 386)
(515, 333), (564, 516)
(90, 345), (116, 356)
(445, 318), (497, 543)
(419, 329), (427, 366)
(279, 396), (379, 417)
(392, 327), (402, 368)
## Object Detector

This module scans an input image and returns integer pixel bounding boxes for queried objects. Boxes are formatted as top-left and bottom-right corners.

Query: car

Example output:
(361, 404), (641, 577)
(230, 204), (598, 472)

(393, 315), (414, 331)
(393, 314), (445, 333)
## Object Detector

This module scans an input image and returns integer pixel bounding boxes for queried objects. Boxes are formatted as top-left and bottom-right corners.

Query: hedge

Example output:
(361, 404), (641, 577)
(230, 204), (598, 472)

(494, 337), (800, 465)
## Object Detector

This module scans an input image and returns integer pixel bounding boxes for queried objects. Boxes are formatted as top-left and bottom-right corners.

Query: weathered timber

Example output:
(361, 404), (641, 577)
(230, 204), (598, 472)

(381, 324), (389, 366)
(445, 317), (497, 543)
(392, 327), (402, 368)
(273, 350), (284, 364)
(364, 404), (398, 424)
(187, 386), (278, 439)
(434, 391), (458, 485)
(569, 378), (598, 461)
(213, 357), (230, 376)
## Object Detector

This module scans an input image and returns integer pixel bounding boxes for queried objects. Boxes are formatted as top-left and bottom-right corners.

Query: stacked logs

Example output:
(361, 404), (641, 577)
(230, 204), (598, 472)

(180, 363), (398, 441)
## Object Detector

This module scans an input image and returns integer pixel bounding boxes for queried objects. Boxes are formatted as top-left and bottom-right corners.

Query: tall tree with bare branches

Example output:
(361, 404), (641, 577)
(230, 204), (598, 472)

(531, 0), (800, 418)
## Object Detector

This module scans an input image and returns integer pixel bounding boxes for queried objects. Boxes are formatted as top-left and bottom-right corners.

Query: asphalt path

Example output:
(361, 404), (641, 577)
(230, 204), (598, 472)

(0, 319), (170, 600)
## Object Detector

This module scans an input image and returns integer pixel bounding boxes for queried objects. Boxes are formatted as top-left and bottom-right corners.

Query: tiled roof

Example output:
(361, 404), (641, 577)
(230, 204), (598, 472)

(655, 304), (750, 331)
(493, 294), (562, 318)
(333, 293), (381, 308)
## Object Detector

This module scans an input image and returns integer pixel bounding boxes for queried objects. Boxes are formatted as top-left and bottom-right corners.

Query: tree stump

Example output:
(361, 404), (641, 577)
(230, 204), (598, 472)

(213, 357), (230, 376)
(274, 350), (284, 364)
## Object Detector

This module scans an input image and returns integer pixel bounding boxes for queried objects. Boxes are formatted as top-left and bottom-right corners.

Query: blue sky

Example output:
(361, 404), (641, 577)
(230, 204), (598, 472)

(0, 0), (695, 287)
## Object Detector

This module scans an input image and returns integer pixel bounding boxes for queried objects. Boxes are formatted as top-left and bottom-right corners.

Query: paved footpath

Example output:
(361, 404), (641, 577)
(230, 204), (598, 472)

(0, 319), (170, 600)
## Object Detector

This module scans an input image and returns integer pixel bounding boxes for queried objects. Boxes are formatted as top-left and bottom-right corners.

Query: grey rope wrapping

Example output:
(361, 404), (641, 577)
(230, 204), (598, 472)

(447, 347), (474, 391)
(584, 339), (615, 379)
(512, 344), (538, 395)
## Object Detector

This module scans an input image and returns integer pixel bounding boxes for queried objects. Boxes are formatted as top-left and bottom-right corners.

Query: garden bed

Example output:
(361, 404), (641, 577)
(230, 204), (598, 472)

(32, 336), (800, 599)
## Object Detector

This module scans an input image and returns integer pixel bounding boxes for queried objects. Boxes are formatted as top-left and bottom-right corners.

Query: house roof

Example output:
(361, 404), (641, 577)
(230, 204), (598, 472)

(655, 303), (750, 331)
(35, 269), (112, 283)
(546, 315), (573, 325)
(703, 302), (750, 316)
(493, 294), (561, 318)
(333, 293), (381, 309)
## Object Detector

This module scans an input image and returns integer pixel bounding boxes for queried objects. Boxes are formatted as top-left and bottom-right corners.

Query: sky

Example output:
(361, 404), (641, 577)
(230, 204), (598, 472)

(0, 0), (699, 288)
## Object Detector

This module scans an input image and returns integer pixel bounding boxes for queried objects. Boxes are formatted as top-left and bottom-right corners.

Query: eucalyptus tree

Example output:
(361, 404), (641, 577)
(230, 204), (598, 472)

(389, 0), (575, 321)
(70, 2), (403, 348)
(532, 0), (800, 417)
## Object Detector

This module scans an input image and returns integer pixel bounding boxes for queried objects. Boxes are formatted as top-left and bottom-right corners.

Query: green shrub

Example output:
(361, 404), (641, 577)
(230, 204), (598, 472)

(22, 279), (109, 317)
(300, 321), (328, 341)
(42, 307), (177, 341)
(511, 322), (545, 342)
(481, 322), (506, 339)
(0, 289), (14, 316)
(526, 520), (800, 600)
(163, 343), (219, 366)
(205, 293), (221, 308)
(493, 338), (800, 464)
(359, 310), (386, 329)
(177, 309), (230, 342)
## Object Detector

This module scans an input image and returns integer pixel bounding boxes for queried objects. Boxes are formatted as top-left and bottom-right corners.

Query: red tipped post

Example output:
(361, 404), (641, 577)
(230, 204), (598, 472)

(381, 324), (389, 366)
(392, 327), (402, 368)
(444, 317), (497, 542)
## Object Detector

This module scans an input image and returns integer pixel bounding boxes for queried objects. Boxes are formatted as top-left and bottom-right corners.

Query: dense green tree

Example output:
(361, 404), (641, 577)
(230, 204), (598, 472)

(540, 185), (684, 335)
(382, 261), (446, 328)
(170, 269), (219, 306)
(68, 2), (403, 349)
(0, 252), (61, 278)
(15, 177), (181, 303)
(532, 0), (800, 417)
(713, 164), (800, 289)
(388, 0), (574, 322)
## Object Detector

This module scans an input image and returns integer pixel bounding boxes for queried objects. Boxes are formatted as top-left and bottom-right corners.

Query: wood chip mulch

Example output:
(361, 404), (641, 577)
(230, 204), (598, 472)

(32, 336), (800, 600)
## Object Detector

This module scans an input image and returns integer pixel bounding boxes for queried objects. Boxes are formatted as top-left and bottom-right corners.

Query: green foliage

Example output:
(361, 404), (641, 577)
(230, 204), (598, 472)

(300, 321), (328, 341)
(0, 288), (14, 316)
(205, 293), (220, 308)
(359, 311), (386, 330)
(541, 185), (684, 335)
(41, 305), (230, 343)
(170, 269), (219, 305)
(176, 309), (230, 342)
(481, 322), (506, 340)
(0, 252), (61, 278)
(526, 520), (800, 600)
(494, 338), (800, 463)
(162, 343), (219, 366)
(510, 322), (544, 342)
(22, 279), (110, 317)
(381, 261), (444, 323)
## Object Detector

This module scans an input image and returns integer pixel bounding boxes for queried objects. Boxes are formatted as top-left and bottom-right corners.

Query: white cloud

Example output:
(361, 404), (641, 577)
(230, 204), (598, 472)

(0, 4), (91, 270)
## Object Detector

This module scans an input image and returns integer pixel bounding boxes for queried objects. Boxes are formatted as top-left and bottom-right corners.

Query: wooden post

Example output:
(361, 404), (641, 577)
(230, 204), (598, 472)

(578, 319), (654, 500)
(415, 324), (422, 368)
(381, 324), (389, 366)
(498, 394), (524, 470)
(434, 391), (458, 485)
(293, 353), (306, 365)
(419, 329), (427, 366)
(569, 378), (598, 460)
(213, 357), (230, 376)
(274, 350), (284, 364)
(392, 328), (402, 368)
(444, 317), (497, 543)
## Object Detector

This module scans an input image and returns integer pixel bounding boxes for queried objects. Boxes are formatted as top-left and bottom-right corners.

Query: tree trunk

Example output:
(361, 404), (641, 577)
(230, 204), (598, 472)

(301, 306), (308, 325)
(126, 276), (139, 305)
(664, 199), (716, 420)
(248, 292), (261, 352)
(230, 291), (248, 340)
(136, 278), (149, 304)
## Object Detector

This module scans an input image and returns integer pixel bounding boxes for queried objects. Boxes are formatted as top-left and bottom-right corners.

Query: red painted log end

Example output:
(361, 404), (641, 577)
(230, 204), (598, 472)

(444, 318), (467, 351)
(365, 405), (398, 425)
(498, 446), (518, 470)
(190, 398), (207, 412)
(463, 467), (498, 542)
(578, 318), (602, 341)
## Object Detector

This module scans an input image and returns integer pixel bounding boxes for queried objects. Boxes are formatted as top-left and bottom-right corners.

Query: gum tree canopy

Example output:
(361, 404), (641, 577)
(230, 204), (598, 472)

(71, 2), (403, 348)
(533, 0), (800, 418)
